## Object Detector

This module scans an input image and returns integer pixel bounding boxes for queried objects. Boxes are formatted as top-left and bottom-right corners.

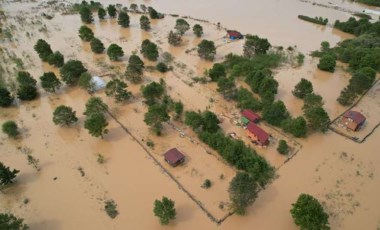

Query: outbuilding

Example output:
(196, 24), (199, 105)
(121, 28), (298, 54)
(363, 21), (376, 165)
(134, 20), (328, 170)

(342, 110), (366, 131)
(164, 148), (185, 167)
(241, 109), (261, 125)
(226, 30), (243, 40)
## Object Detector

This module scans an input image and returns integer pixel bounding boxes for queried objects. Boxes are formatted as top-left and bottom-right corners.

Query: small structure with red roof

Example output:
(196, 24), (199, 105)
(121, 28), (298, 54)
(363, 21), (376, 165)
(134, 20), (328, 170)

(241, 109), (261, 125)
(341, 110), (366, 131)
(226, 30), (243, 40)
(246, 122), (269, 146)
(164, 148), (185, 167)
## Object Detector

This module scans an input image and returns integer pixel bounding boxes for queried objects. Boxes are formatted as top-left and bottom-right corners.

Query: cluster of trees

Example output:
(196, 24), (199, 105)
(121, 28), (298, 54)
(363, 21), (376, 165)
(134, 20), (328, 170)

(243, 34), (271, 57)
(78, 26), (106, 54)
(153, 197), (176, 225)
(334, 17), (380, 36)
(141, 39), (159, 61)
(356, 0), (380, 6)
(197, 40), (216, 61)
(60, 60), (88, 86)
(298, 15), (328, 26)
(83, 97), (109, 138)
(168, 19), (204, 47)
(2, 121), (19, 139)
(16, 71), (38, 101)
(0, 213), (29, 230)
(0, 87), (14, 107)
(0, 161), (19, 187)
(34, 39), (64, 67)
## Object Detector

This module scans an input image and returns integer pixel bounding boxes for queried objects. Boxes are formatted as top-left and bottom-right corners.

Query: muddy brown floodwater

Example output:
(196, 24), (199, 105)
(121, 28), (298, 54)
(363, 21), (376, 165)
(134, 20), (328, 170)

(0, 0), (379, 229)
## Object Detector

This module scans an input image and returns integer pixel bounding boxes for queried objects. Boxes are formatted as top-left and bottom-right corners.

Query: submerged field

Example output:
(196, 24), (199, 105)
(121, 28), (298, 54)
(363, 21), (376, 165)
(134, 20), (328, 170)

(0, 0), (379, 229)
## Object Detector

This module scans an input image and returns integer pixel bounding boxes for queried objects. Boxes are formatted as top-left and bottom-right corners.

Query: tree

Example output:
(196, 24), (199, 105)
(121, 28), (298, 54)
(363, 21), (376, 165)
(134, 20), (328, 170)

(105, 79), (131, 103)
(317, 55), (336, 72)
(78, 72), (95, 92)
(185, 111), (204, 131)
(349, 67), (376, 94)
(17, 85), (38, 101)
(60, 60), (87, 86)
(304, 106), (330, 132)
(153, 196), (176, 225)
(140, 15), (151, 31)
(79, 6), (93, 23)
(84, 97), (108, 116)
(0, 87), (13, 107)
(281, 117), (308, 138)
(84, 112), (108, 138)
(0, 213), (29, 230)
(78, 25), (94, 41)
(34, 39), (53, 61)
(52, 105), (78, 126)
(173, 101), (184, 120)
(2, 121), (19, 139)
(148, 7), (161, 19)
(125, 54), (145, 83)
(168, 31), (182, 46)
(197, 40), (216, 61)
(193, 24), (203, 37)
(229, 172), (258, 215)
(245, 69), (272, 94)
(130, 3), (138, 12)
(303, 93), (324, 111)
(209, 63), (226, 81)
(47, 51), (64, 67)
(117, 11), (130, 28)
(262, 101), (289, 126)
(174, 19), (190, 35)
(217, 77), (237, 100)
(290, 194), (330, 230)
(144, 104), (170, 135)
(259, 76), (278, 97)
(202, 111), (220, 133)
(0, 162), (19, 186)
(244, 35), (271, 57)
(107, 44), (124, 61)
(277, 140), (289, 154)
(16, 72), (36, 87)
(98, 7), (106, 20)
(40, 72), (62, 93)
(293, 78), (313, 99)
(156, 62), (169, 73)
(140, 4), (147, 13)
(107, 5), (117, 18)
(141, 39), (159, 61)
(142, 81), (165, 105)
(90, 37), (105, 54)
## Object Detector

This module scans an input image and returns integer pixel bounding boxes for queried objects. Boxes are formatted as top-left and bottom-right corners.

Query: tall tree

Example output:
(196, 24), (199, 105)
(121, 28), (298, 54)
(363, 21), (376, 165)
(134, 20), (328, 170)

(291, 194), (330, 230)
(317, 54), (336, 72)
(0, 162), (19, 186)
(79, 6), (93, 24)
(98, 7), (106, 20)
(262, 101), (289, 126)
(141, 39), (159, 61)
(153, 197), (176, 225)
(90, 37), (105, 54)
(292, 78), (313, 99)
(142, 81), (165, 105)
(144, 104), (170, 135)
(107, 44), (124, 61)
(84, 112), (108, 138)
(107, 5), (117, 18)
(193, 24), (203, 37)
(34, 39), (53, 61)
(0, 213), (29, 230)
(2, 121), (19, 139)
(229, 172), (258, 215)
(0, 87), (14, 107)
(60, 60), (87, 86)
(105, 79), (131, 103)
(40, 72), (62, 93)
(244, 35), (271, 57)
(125, 54), (145, 83)
(197, 40), (216, 61)
(174, 19), (190, 35)
(117, 11), (130, 28)
(78, 25), (94, 41)
(140, 15), (151, 31)
(52, 105), (78, 126)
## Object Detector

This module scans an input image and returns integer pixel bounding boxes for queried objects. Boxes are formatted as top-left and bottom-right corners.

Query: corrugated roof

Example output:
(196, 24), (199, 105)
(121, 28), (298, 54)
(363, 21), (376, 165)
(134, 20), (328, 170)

(242, 109), (261, 122)
(164, 148), (185, 165)
(247, 122), (269, 145)
(343, 111), (366, 124)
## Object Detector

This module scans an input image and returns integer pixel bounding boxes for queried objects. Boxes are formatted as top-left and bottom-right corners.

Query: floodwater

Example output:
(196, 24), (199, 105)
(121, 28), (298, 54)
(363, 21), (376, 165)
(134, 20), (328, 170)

(0, 0), (379, 229)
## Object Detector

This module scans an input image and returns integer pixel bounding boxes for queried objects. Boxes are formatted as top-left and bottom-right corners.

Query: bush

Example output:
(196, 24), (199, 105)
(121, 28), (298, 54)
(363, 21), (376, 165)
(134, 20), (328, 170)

(2, 121), (19, 139)
(201, 179), (212, 189)
(90, 37), (105, 54)
(277, 140), (289, 154)
(34, 39), (53, 62)
(17, 85), (38, 101)
(197, 40), (216, 61)
(0, 87), (14, 107)
(156, 62), (169, 73)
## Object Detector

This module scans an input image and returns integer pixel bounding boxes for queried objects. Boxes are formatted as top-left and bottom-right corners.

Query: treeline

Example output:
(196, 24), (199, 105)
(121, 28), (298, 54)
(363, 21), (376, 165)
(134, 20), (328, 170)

(356, 0), (380, 7)
(298, 15), (328, 26)
(334, 17), (380, 36)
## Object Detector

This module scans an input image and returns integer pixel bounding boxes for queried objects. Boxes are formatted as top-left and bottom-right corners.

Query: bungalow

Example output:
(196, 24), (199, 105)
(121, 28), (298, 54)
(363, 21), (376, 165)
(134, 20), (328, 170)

(241, 109), (261, 126)
(164, 148), (185, 167)
(226, 30), (243, 40)
(342, 110), (366, 131)
(246, 122), (269, 146)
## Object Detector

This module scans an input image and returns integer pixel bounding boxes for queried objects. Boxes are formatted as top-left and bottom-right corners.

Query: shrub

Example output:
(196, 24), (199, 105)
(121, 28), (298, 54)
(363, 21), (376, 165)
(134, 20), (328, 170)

(107, 44), (124, 61)
(317, 55), (336, 72)
(52, 105), (78, 126)
(201, 179), (212, 189)
(78, 25), (94, 41)
(156, 62), (169, 73)
(47, 51), (64, 67)
(104, 200), (118, 218)
(2, 121), (19, 139)
(277, 140), (289, 154)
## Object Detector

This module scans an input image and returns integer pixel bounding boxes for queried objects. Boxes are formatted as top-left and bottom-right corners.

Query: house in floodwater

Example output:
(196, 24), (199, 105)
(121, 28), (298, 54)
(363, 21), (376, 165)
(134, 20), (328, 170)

(246, 122), (269, 146)
(341, 110), (366, 131)
(226, 30), (243, 40)
(241, 109), (261, 126)
(164, 148), (185, 167)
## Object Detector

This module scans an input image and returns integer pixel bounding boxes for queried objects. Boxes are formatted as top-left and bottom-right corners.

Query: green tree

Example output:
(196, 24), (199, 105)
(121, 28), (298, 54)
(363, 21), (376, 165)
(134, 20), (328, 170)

(47, 51), (64, 67)
(168, 31), (182, 46)
(148, 7), (161, 19)
(217, 77), (237, 100)
(107, 5), (117, 18)
(78, 72), (95, 92)
(202, 111), (220, 133)
(107, 44), (124, 61)
(317, 55), (336, 72)
(84, 112), (108, 138)
(349, 67), (376, 94)
(52, 105), (78, 126)
(0, 162), (19, 186)
(2, 121), (19, 139)
(98, 7), (106, 20)
(130, 3), (138, 12)
(229, 172), (258, 215)
(293, 78), (313, 99)
(0, 87), (14, 107)
(140, 15), (151, 31)
(140, 4), (147, 13)
(141, 39), (159, 61)
(173, 101), (184, 120)
(262, 101), (289, 126)
(197, 40), (216, 61)
(34, 39), (53, 62)
(79, 6), (93, 24)
(193, 24), (203, 37)
(303, 93), (324, 111)
(209, 63), (226, 81)
(153, 196), (176, 225)
(40, 72), (62, 93)
(90, 37), (105, 54)
(144, 104), (170, 135)
(0, 213), (29, 230)
(156, 62), (169, 73)
(17, 85), (38, 101)
(105, 79), (131, 103)
(236, 88), (262, 111)
(337, 87), (356, 106)
(16, 71), (36, 87)
(84, 97), (108, 116)
(259, 76), (278, 97)
(291, 194), (330, 230)
(78, 25), (94, 41)
(142, 81), (165, 105)
(304, 106), (330, 132)
(244, 35), (271, 57)
(125, 54), (145, 83)
(174, 19), (190, 35)
(118, 11), (130, 28)
(60, 60), (88, 86)
(277, 140), (289, 154)
(281, 116), (308, 138)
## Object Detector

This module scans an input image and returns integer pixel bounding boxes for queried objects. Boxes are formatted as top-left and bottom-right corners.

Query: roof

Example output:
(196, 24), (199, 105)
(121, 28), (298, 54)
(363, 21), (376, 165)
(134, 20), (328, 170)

(343, 111), (366, 124)
(164, 148), (185, 165)
(241, 116), (250, 125)
(227, 30), (242, 38)
(242, 109), (261, 122)
(247, 122), (269, 144)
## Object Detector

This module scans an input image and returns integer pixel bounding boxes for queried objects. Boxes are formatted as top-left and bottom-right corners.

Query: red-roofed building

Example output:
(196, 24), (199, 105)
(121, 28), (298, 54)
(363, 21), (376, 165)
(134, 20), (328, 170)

(342, 110), (366, 131)
(242, 109), (261, 124)
(164, 148), (185, 167)
(226, 30), (243, 40)
(246, 122), (269, 146)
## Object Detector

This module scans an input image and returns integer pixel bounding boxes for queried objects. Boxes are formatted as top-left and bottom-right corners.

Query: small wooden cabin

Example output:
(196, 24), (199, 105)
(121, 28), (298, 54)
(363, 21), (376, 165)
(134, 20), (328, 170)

(164, 148), (185, 167)
(342, 111), (366, 131)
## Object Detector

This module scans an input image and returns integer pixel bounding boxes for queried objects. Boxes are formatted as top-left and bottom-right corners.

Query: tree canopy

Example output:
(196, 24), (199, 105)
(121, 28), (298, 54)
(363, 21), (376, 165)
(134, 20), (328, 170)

(84, 97), (108, 116)
(197, 40), (216, 61)
(217, 77), (237, 100)
(118, 11), (130, 28)
(277, 140), (289, 154)
(105, 79), (131, 103)
(40, 72), (62, 93)
(153, 197), (176, 225)
(0, 162), (19, 186)
(47, 51), (64, 68)
(34, 39), (53, 62)
(193, 24), (203, 37)
(84, 112), (109, 138)
(174, 19), (190, 35)
(317, 55), (336, 72)
(141, 39), (159, 61)
(142, 81), (165, 105)
(229, 172), (258, 215)
(90, 37), (105, 54)
(144, 104), (170, 135)
(53, 105), (78, 126)
(78, 25), (94, 41)
(140, 15), (151, 31)
(304, 106), (330, 132)
(98, 7), (106, 20)
(0, 87), (13, 107)
(78, 72), (95, 92)
(244, 34), (271, 57)
(79, 6), (93, 23)
(209, 63), (226, 82)
(60, 60), (88, 86)
(168, 31), (182, 46)
(262, 101), (289, 126)
(107, 44), (124, 61)
(293, 78), (313, 99)
(107, 5), (117, 18)
(2, 121), (19, 139)
(0, 213), (29, 230)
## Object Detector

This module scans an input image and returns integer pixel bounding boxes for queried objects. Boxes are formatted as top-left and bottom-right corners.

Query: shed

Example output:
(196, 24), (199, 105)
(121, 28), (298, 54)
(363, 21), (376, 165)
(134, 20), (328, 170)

(226, 30), (243, 40)
(342, 110), (366, 131)
(241, 116), (250, 126)
(164, 148), (185, 167)
(90, 76), (106, 91)
(242, 109), (261, 124)
(246, 122), (269, 146)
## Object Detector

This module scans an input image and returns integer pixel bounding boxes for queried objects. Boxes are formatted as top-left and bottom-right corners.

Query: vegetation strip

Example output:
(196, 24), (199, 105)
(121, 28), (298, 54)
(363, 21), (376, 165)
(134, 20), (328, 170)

(298, 15), (328, 25)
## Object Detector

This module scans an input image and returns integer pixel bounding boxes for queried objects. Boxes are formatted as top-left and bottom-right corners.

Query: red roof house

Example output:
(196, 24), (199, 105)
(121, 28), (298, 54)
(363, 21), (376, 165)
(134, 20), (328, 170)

(246, 122), (269, 146)
(164, 148), (185, 167)
(342, 110), (366, 131)
(226, 30), (243, 40)
(242, 109), (261, 123)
